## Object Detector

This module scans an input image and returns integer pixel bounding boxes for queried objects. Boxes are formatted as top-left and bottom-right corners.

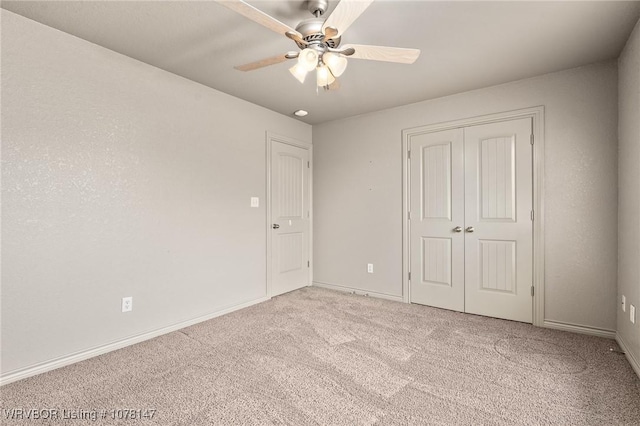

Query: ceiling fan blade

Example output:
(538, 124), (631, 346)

(234, 53), (292, 72)
(322, 26), (339, 42)
(286, 31), (308, 46)
(322, 0), (374, 37)
(216, 0), (303, 38)
(327, 78), (341, 91)
(343, 44), (421, 64)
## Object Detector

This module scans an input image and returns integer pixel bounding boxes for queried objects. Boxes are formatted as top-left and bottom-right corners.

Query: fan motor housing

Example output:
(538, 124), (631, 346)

(294, 18), (341, 49)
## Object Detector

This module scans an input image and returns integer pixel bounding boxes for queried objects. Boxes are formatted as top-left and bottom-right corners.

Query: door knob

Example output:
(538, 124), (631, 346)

(272, 224), (280, 229)
(465, 226), (475, 233)
(453, 226), (463, 233)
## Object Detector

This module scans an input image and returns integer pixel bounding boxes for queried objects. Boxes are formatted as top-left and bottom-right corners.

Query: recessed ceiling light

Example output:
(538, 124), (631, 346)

(293, 109), (308, 117)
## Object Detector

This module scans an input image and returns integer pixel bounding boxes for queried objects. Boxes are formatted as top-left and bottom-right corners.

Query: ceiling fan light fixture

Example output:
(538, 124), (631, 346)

(316, 65), (335, 87)
(323, 52), (348, 77)
(224, 0), (420, 92)
(298, 48), (319, 72)
(289, 63), (308, 83)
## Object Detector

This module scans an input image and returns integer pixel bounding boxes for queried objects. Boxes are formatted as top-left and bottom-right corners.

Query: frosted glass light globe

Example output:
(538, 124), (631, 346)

(298, 48), (319, 72)
(323, 52), (348, 77)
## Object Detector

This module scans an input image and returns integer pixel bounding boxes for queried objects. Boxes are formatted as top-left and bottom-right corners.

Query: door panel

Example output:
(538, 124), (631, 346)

(277, 154), (304, 218)
(278, 232), (304, 273)
(271, 141), (310, 296)
(464, 118), (532, 322)
(479, 240), (516, 293)
(479, 136), (516, 221)
(410, 129), (464, 311)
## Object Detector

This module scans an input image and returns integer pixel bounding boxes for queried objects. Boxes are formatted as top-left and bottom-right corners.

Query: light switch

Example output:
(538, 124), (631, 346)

(631, 304), (636, 324)
(250, 197), (259, 208)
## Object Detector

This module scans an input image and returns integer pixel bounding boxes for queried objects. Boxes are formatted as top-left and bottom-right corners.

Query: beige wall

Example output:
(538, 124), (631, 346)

(1, 10), (311, 376)
(617, 18), (640, 373)
(313, 61), (619, 332)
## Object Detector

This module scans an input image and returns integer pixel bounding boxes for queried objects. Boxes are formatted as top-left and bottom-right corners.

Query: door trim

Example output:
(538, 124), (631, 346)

(266, 132), (313, 298)
(402, 106), (545, 326)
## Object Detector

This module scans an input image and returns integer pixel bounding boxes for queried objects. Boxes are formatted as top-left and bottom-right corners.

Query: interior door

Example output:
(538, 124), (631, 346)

(408, 117), (533, 323)
(463, 118), (533, 322)
(270, 140), (310, 297)
(409, 128), (465, 311)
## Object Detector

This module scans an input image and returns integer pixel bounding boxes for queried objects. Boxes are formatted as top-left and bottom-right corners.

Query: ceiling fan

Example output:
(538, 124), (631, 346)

(216, 0), (421, 89)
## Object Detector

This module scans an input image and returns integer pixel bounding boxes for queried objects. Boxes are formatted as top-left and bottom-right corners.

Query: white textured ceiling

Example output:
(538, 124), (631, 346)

(3, 1), (640, 124)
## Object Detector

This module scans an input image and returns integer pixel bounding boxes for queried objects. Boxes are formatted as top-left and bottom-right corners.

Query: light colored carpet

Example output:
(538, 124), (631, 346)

(1, 287), (639, 425)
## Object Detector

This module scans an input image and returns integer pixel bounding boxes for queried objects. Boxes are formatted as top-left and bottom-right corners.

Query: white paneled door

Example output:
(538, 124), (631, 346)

(409, 118), (533, 323)
(270, 140), (310, 297)
(464, 119), (533, 322)
(409, 128), (465, 312)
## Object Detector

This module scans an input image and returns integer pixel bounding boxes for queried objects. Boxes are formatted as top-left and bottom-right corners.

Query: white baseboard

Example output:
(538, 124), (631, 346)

(0, 296), (270, 387)
(543, 320), (616, 339)
(312, 281), (403, 302)
(616, 334), (640, 379)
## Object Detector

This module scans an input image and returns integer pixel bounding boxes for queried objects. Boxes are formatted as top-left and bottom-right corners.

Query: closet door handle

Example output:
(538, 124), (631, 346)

(465, 226), (475, 233)
(453, 226), (463, 233)
(272, 224), (280, 229)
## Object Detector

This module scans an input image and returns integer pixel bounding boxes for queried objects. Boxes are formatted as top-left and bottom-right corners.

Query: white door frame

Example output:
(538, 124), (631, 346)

(266, 132), (313, 298)
(402, 106), (545, 326)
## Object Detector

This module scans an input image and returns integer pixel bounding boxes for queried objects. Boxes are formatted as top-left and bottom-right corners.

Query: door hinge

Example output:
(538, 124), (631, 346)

(408, 211), (411, 220)
(307, 260), (310, 268)
(531, 286), (535, 297)
(407, 150), (411, 160)
(307, 161), (310, 168)
(531, 210), (534, 221)
(530, 134), (534, 145)
(408, 272), (411, 281)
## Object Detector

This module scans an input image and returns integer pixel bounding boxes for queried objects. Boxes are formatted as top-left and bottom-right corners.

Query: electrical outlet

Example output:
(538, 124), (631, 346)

(622, 295), (626, 312)
(630, 304), (636, 324)
(367, 263), (374, 273)
(122, 297), (133, 313)
(250, 197), (259, 208)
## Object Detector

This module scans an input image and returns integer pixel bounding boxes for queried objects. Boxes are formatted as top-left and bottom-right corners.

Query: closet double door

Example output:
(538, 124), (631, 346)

(409, 118), (533, 323)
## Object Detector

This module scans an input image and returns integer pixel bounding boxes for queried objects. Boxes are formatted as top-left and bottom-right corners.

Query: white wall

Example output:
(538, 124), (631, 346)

(617, 18), (640, 374)
(1, 10), (311, 377)
(313, 61), (619, 332)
